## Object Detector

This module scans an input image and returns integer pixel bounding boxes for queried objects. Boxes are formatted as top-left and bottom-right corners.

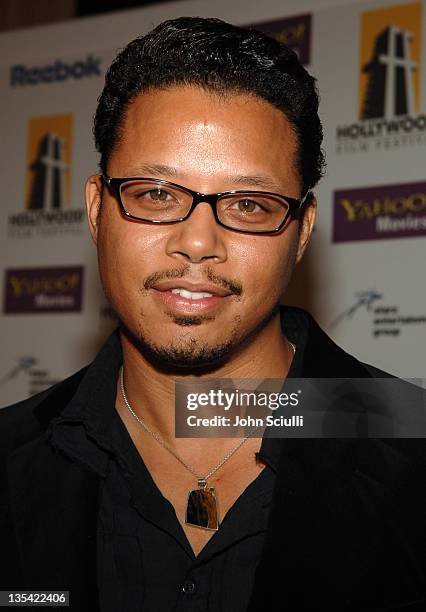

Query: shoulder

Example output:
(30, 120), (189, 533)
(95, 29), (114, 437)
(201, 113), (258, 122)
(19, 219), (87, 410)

(359, 360), (395, 378)
(0, 365), (89, 457)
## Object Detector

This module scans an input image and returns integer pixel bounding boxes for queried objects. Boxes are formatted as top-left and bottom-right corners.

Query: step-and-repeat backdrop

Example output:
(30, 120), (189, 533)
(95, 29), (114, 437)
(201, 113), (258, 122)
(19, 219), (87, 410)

(1, 0), (425, 406)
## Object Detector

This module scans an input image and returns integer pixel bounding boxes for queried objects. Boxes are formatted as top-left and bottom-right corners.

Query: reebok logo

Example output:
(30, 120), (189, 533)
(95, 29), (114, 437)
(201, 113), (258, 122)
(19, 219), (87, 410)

(10, 54), (102, 87)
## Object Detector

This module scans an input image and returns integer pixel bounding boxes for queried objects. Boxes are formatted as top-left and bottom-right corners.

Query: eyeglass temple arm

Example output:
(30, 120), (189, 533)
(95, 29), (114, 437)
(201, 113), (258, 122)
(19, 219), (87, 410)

(300, 190), (313, 207)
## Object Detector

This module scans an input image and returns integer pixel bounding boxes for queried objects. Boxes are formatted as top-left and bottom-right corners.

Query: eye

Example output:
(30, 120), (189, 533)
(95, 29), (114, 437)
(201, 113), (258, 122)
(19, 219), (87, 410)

(145, 188), (173, 201)
(231, 198), (265, 213)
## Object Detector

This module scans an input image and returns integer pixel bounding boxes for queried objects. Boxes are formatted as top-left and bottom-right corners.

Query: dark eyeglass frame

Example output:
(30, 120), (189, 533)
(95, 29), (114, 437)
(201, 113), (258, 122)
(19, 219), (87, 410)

(101, 174), (309, 235)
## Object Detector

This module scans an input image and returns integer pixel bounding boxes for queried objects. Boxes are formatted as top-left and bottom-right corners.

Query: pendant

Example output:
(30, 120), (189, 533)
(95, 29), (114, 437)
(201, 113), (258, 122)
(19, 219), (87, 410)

(185, 478), (219, 531)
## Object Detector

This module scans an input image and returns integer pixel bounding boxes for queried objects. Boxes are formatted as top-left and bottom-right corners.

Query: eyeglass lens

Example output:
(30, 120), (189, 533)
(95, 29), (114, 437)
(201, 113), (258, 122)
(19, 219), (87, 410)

(119, 180), (290, 231)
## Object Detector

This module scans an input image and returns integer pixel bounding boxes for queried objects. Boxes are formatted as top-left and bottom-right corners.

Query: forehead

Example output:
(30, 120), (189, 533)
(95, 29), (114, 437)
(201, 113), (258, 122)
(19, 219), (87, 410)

(111, 85), (300, 190)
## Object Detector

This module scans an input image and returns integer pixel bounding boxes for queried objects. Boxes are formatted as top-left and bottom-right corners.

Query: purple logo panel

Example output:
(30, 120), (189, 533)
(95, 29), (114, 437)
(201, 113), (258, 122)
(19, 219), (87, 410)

(3, 266), (84, 314)
(333, 182), (426, 243)
(243, 14), (311, 66)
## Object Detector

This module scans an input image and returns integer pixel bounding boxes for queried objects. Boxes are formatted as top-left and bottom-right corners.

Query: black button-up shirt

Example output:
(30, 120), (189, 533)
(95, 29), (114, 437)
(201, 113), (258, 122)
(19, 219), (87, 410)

(47, 308), (306, 611)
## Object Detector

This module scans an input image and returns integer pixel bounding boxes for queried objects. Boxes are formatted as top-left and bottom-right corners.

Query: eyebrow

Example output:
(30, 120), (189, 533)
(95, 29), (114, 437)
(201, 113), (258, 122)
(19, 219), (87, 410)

(124, 163), (286, 193)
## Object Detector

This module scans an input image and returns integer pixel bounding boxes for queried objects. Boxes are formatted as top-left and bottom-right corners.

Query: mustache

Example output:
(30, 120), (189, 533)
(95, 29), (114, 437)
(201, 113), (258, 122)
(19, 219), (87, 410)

(143, 265), (243, 296)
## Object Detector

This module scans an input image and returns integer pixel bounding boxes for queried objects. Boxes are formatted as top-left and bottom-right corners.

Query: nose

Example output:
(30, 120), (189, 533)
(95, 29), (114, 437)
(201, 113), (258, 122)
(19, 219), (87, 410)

(165, 200), (227, 264)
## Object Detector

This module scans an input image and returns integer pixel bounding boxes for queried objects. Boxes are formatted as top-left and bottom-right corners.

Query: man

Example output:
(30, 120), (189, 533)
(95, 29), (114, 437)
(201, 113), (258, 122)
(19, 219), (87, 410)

(1, 16), (426, 612)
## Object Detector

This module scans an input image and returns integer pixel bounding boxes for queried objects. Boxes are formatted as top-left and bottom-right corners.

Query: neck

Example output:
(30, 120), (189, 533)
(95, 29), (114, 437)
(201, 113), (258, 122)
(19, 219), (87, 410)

(116, 310), (294, 450)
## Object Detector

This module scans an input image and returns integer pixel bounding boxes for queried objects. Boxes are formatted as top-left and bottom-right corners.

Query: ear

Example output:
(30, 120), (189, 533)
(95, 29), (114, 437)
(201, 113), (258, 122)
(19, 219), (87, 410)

(85, 175), (103, 245)
(296, 194), (317, 264)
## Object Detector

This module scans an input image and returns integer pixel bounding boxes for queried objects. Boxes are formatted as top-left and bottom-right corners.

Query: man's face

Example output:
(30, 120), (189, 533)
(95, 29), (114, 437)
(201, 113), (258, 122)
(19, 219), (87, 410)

(86, 85), (315, 368)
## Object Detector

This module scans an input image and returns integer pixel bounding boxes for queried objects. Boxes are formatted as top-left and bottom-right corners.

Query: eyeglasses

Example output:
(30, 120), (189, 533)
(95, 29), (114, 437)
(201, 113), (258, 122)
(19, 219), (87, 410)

(102, 174), (308, 234)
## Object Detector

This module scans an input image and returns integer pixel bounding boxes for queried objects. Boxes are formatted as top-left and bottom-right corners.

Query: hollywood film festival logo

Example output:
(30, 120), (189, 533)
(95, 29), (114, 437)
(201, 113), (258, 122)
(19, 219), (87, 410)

(7, 113), (85, 238)
(336, 2), (425, 154)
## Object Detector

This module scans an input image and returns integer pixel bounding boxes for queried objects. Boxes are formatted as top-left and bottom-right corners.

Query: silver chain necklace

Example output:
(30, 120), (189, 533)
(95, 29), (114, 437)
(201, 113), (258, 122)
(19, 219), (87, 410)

(119, 340), (296, 532)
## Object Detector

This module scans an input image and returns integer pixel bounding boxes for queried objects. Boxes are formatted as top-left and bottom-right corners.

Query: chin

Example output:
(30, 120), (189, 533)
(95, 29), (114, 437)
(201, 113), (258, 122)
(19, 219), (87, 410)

(146, 341), (237, 372)
(132, 325), (240, 372)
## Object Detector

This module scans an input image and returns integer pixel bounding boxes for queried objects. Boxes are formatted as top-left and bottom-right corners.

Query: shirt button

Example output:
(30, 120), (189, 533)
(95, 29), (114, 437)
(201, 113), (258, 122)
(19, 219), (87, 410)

(182, 580), (197, 594)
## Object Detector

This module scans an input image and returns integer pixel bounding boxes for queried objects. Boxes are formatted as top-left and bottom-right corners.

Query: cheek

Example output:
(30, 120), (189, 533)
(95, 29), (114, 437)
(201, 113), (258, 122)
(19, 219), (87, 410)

(232, 230), (298, 297)
(99, 214), (165, 272)
(96, 215), (158, 307)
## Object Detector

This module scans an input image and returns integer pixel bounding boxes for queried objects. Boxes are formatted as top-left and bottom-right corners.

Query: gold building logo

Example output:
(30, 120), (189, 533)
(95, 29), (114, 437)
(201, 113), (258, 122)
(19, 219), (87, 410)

(359, 2), (421, 120)
(25, 114), (73, 210)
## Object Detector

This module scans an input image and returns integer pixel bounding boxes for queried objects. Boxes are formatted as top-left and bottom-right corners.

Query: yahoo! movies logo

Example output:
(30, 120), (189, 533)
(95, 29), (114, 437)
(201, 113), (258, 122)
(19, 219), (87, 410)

(8, 114), (85, 239)
(3, 266), (84, 314)
(10, 54), (101, 87)
(243, 14), (311, 66)
(333, 181), (426, 243)
(337, 2), (424, 155)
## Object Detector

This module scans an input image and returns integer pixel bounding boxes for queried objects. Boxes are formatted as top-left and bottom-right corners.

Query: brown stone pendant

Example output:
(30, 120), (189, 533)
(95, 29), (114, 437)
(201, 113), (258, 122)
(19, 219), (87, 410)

(185, 478), (219, 531)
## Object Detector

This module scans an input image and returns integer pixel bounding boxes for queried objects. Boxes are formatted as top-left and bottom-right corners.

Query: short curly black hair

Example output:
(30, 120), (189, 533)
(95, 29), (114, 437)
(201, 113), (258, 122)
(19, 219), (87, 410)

(94, 16), (325, 195)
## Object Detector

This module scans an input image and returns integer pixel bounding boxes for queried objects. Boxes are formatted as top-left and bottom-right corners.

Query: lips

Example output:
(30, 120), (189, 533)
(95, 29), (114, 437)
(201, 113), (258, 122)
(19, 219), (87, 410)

(151, 279), (233, 297)
(151, 280), (233, 315)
